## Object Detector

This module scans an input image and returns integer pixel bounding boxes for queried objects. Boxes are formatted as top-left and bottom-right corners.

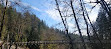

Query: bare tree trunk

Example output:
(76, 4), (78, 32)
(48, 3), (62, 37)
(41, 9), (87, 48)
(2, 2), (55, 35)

(70, 0), (86, 49)
(79, 0), (91, 42)
(55, 0), (74, 49)
(82, 0), (104, 49)
(0, 0), (8, 38)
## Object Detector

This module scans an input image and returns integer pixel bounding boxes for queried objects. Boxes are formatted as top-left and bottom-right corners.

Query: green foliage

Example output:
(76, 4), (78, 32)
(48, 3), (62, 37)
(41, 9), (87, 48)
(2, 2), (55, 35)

(0, 4), (71, 49)
(92, 7), (111, 49)
(0, 4), (86, 49)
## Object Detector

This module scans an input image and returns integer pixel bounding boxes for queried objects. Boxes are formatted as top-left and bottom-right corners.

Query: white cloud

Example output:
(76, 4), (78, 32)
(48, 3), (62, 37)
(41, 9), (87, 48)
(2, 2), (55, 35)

(84, 0), (96, 2)
(105, 0), (110, 2)
(45, 9), (61, 21)
(45, 3), (64, 21)
(30, 6), (40, 11)
(83, 0), (101, 22)
(84, 0), (110, 7)
(68, 22), (74, 28)
(45, 0), (109, 35)
(89, 9), (99, 21)
(45, 4), (76, 33)
(19, 2), (40, 11)
(84, 0), (110, 2)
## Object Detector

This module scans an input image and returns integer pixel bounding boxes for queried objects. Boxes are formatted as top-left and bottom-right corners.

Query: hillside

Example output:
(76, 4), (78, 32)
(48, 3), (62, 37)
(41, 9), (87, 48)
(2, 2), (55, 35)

(0, 4), (74, 49)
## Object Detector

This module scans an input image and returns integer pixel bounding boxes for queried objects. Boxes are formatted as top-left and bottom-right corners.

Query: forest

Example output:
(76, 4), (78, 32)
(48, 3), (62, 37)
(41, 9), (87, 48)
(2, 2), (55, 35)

(0, 0), (111, 49)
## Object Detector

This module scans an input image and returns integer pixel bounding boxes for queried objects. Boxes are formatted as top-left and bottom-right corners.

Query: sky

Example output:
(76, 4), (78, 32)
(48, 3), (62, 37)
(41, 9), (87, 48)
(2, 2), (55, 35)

(19, 0), (98, 23)
(20, 0), (99, 35)
(9, 0), (110, 35)
(18, 0), (59, 28)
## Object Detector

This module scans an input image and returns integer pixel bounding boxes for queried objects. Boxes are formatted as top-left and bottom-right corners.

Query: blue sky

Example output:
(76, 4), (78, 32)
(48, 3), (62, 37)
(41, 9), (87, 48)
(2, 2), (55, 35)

(19, 0), (98, 24)
(16, 0), (100, 35)
(10, 0), (110, 35)
(20, 0), (58, 27)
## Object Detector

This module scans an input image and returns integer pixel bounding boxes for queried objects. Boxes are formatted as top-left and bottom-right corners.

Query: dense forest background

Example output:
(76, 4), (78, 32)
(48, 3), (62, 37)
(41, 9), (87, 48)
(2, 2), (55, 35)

(0, 0), (111, 49)
(0, 2), (84, 49)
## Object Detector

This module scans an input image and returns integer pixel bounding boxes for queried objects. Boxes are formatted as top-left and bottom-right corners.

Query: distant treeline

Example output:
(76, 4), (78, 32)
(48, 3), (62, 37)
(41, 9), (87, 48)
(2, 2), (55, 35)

(0, 4), (85, 49)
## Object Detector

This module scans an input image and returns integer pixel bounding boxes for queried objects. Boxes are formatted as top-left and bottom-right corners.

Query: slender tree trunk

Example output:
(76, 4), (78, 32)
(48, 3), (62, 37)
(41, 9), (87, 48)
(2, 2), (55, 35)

(0, 0), (8, 38)
(79, 0), (91, 42)
(55, 0), (74, 49)
(70, 0), (86, 49)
